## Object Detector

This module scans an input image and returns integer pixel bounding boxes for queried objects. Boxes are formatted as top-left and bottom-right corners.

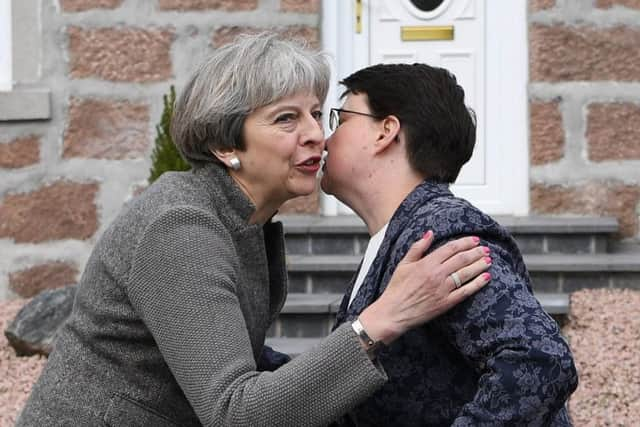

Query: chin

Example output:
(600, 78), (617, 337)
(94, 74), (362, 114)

(290, 181), (317, 198)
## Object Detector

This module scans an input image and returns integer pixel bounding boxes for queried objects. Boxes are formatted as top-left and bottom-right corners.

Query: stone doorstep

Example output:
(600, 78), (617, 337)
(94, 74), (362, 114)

(279, 215), (620, 256)
(268, 293), (569, 354)
(277, 292), (569, 317)
(268, 292), (568, 355)
(275, 214), (619, 235)
(278, 293), (342, 314)
(525, 253), (640, 272)
(286, 253), (640, 273)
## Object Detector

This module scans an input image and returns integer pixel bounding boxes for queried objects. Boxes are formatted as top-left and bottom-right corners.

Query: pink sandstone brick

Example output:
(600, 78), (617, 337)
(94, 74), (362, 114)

(280, 0), (320, 13)
(588, 103), (640, 161)
(212, 25), (319, 48)
(530, 100), (564, 165)
(158, 0), (257, 11)
(595, 0), (640, 9)
(530, 0), (555, 11)
(63, 98), (150, 160)
(530, 25), (640, 81)
(60, 0), (123, 12)
(531, 182), (640, 237)
(68, 26), (173, 82)
(0, 181), (99, 243)
(9, 262), (78, 298)
(0, 136), (40, 169)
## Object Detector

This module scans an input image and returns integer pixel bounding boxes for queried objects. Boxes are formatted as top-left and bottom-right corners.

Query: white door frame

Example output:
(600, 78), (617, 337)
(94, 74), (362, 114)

(320, 0), (529, 216)
(0, 0), (12, 91)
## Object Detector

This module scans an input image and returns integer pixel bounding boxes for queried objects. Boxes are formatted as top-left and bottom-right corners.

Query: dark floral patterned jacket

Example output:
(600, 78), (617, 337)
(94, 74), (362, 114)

(333, 181), (579, 426)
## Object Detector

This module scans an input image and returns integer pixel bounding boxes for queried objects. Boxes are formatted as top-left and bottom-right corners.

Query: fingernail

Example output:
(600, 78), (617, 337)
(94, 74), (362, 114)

(484, 257), (492, 264)
(423, 230), (433, 240)
(472, 236), (480, 243)
(483, 247), (490, 255)
(483, 272), (491, 281)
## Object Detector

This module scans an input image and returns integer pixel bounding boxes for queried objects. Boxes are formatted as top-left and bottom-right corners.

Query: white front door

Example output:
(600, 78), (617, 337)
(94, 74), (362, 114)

(321, 0), (529, 216)
(370, 0), (486, 191)
(0, 0), (12, 91)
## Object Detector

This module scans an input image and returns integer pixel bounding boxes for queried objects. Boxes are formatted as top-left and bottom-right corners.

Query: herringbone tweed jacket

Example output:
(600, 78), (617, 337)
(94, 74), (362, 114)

(17, 163), (385, 427)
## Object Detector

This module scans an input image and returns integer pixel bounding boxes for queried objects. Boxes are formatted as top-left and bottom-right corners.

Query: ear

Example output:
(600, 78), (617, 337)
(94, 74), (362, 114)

(373, 115), (401, 154)
(211, 148), (238, 168)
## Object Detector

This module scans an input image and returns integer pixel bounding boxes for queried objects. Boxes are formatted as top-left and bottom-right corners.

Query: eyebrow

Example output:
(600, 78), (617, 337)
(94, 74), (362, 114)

(272, 102), (321, 111)
(265, 103), (322, 120)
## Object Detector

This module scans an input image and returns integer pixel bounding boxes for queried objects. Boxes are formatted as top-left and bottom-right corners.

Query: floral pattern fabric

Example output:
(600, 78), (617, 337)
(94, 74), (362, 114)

(334, 181), (578, 426)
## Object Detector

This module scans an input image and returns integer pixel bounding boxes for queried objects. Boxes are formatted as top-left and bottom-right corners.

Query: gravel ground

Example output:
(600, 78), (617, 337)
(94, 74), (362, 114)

(565, 289), (640, 426)
(0, 298), (46, 427)
(0, 289), (638, 426)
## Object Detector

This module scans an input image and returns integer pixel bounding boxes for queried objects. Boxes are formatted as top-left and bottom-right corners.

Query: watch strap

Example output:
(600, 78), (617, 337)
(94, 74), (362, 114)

(351, 318), (380, 359)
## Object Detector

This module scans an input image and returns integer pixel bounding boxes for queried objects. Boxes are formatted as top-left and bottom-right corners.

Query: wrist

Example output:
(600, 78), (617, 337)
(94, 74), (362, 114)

(351, 318), (381, 360)
(358, 305), (402, 345)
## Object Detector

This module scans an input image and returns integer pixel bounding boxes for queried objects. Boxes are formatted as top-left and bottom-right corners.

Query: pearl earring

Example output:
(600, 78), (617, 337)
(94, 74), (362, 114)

(229, 157), (241, 171)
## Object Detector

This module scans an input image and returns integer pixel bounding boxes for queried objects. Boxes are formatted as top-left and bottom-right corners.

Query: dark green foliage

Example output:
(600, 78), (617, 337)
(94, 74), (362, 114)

(149, 86), (190, 184)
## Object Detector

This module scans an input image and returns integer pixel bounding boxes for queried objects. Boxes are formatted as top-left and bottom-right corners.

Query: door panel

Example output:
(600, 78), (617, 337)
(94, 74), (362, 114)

(370, 0), (486, 188)
(320, 0), (529, 215)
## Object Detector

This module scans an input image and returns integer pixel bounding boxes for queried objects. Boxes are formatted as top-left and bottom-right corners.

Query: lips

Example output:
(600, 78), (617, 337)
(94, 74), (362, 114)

(296, 156), (322, 173)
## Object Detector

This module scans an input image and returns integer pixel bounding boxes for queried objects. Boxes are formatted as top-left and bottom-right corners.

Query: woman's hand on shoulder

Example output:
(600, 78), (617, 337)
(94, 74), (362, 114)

(358, 232), (491, 345)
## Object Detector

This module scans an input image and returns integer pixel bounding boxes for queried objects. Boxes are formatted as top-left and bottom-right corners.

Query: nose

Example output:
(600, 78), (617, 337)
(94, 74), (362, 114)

(301, 114), (325, 148)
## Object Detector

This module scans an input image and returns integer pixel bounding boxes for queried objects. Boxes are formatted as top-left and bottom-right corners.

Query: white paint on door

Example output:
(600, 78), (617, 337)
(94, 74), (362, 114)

(320, 0), (529, 216)
(0, 0), (12, 92)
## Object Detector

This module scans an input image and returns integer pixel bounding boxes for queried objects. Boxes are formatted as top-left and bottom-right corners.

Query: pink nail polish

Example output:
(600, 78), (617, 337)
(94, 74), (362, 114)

(483, 247), (490, 255)
(483, 272), (491, 281)
(423, 230), (433, 240)
(484, 257), (492, 264)
(472, 236), (480, 243)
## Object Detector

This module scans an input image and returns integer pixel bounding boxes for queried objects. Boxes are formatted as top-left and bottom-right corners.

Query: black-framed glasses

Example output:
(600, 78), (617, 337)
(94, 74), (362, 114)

(329, 108), (381, 131)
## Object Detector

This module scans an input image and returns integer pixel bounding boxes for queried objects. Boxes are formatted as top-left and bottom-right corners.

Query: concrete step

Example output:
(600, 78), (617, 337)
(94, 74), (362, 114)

(268, 292), (569, 338)
(286, 253), (640, 294)
(268, 293), (341, 338)
(278, 292), (342, 313)
(276, 214), (619, 256)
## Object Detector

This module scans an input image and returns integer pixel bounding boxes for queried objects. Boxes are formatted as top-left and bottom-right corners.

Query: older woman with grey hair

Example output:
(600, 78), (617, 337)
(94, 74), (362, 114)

(17, 34), (490, 427)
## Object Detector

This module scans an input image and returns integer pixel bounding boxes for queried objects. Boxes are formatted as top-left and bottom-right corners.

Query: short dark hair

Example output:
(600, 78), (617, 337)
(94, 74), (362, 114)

(340, 63), (476, 183)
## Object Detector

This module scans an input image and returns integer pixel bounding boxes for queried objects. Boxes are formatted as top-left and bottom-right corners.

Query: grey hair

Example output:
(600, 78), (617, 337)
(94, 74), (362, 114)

(171, 32), (331, 167)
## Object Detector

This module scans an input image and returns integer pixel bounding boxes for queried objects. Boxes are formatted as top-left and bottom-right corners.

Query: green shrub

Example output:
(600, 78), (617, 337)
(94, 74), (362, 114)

(149, 86), (190, 184)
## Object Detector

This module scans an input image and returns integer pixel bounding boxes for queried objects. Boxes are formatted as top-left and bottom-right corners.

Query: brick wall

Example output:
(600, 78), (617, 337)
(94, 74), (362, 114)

(2, 0), (639, 301)
(0, 0), (320, 299)
(528, 0), (640, 238)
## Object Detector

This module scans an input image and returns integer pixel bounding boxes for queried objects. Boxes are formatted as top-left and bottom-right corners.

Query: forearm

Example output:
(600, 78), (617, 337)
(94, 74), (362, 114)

(134, 275), (385, 427)
(136, 280), (385, 427)
(215, 324), (386, 427)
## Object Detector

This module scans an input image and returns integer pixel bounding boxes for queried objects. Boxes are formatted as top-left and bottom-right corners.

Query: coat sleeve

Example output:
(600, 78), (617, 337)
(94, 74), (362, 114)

(433, 239), (578, 426)
(126, 206), (386, 427)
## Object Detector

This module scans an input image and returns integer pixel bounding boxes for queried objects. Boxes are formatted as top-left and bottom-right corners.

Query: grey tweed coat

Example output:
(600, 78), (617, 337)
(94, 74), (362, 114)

(16, 163), (386, 427)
